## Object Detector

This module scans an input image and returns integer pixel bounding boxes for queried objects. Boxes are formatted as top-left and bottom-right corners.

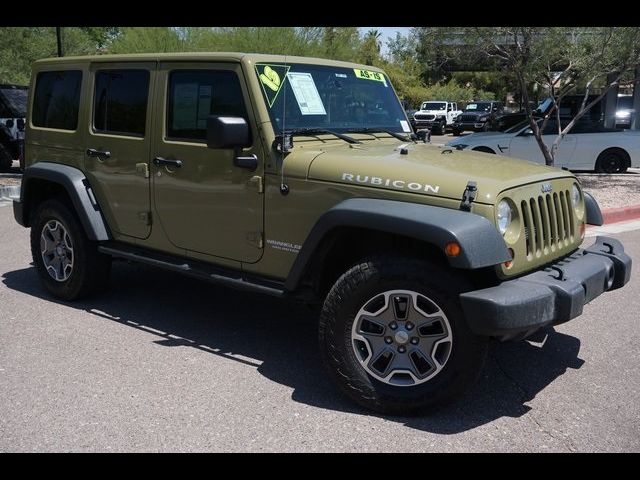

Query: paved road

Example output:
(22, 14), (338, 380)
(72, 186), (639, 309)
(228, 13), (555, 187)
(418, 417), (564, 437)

(0, 205), (638, 452)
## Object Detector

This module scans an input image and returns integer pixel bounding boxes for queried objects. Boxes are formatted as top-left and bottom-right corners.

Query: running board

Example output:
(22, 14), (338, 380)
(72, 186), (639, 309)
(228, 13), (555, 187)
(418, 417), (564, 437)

(98, 245), (285, 297)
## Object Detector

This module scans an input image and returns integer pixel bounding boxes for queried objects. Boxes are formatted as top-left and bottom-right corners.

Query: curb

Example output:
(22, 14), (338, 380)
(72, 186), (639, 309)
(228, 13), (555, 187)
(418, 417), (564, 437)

(601, 205), (640, 224)
(0, 185), (20, 201)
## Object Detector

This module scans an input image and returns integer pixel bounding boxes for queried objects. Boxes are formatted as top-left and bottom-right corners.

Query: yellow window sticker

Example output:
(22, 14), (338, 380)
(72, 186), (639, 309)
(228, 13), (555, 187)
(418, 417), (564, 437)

(353, 68), (387, 86)
(255, 64), (291, 107)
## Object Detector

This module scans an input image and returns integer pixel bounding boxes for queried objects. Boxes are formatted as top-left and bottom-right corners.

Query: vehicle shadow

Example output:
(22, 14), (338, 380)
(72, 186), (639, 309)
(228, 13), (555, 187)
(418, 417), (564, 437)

(2, 262), (584, 434)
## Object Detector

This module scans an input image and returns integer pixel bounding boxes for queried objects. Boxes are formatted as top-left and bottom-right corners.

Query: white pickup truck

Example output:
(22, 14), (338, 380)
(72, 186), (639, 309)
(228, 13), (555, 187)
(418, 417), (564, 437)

(411, 100), (462, 135)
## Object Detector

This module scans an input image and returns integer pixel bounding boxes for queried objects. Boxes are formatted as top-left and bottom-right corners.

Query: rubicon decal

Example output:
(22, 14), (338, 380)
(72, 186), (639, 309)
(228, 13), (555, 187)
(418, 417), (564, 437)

(342, 173), (440, 194)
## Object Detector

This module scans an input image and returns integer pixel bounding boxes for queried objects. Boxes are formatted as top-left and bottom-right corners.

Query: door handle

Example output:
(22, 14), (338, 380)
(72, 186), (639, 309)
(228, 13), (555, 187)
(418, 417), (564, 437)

(86, 148), (111, 159)
(234, 154), (258, 171)
(153, 157), (183, 168)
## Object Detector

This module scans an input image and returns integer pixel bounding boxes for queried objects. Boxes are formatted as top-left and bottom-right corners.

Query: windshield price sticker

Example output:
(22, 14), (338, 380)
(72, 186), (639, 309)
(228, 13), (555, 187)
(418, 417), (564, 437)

(287, 72), (327, 115)
(353, 69), (387, 86)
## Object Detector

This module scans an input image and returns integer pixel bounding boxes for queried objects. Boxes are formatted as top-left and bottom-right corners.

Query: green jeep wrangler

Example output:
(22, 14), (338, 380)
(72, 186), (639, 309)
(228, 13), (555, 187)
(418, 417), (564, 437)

(13, 53), (632, 414)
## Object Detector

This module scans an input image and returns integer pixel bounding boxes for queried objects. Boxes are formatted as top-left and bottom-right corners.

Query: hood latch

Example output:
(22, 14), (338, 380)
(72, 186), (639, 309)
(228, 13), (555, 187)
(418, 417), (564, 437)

(459, 181), (478, 212)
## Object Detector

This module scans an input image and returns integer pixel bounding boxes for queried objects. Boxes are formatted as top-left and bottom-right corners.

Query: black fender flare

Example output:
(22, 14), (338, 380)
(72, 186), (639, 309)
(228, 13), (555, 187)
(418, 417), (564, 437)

(16, 162), (110, 241)
(584, 191), (603, 226)
(284, 198), (510, 291)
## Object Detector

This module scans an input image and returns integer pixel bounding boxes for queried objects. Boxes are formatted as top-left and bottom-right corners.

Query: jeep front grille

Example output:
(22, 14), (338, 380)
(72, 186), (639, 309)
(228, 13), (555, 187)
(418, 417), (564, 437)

(459, 114), (479, 122)
(521, 191), (575, 258)
(414, 114), (435, 121)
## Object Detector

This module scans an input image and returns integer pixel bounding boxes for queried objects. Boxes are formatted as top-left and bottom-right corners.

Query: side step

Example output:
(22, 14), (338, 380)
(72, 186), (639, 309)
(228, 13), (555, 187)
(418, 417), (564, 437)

(98, 244), (285, 297)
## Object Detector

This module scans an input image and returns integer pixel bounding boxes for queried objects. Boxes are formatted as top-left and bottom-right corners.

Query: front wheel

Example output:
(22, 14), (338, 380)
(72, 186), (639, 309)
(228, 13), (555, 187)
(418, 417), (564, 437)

(318, 256), (488, 414)
(30, 199), (111, 300)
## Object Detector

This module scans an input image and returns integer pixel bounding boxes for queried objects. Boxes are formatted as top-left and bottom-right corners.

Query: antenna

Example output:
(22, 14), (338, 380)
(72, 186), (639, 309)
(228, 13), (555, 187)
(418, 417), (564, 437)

(279, 55), (289, 195)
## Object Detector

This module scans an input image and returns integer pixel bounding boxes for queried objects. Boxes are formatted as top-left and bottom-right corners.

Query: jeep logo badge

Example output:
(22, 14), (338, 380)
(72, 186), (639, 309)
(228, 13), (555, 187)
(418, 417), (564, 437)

(541, 183), (553, 193)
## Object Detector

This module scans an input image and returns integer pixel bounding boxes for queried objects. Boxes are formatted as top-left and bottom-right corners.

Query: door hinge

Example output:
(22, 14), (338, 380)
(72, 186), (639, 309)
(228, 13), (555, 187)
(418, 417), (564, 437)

(248, 175), (264, 194)
(136, 162), (150, 178)
(138, 211), (152, 226)
(246, 231), (264, 249)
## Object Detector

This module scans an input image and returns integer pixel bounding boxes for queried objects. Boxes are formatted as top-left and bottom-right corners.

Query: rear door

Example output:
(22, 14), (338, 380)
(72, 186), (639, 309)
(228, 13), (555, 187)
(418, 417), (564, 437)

(85, 62), (155, 240)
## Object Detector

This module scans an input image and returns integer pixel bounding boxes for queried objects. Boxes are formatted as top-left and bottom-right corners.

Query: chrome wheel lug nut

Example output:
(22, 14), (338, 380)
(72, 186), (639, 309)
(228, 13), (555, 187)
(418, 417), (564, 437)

(406, 322), (414, 330)
(398, 345), (406, 353)
(389, 322), (397, 330)
(384, 337), (393, 344)
(410, 337), (419, 345)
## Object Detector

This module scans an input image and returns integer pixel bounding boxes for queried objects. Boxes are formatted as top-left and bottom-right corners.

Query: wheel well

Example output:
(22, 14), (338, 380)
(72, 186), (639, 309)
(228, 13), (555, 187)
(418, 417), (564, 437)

(471, 146), (496, 154)
(597, 147), (631, 168)
(298, 227), (449, 300)
(23, 178), (74, 227)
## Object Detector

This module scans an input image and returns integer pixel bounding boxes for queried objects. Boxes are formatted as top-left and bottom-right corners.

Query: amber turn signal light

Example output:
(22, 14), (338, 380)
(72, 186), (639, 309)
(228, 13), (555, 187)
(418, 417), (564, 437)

(503, 248), (515, 269)
(444, 242), (461, 257)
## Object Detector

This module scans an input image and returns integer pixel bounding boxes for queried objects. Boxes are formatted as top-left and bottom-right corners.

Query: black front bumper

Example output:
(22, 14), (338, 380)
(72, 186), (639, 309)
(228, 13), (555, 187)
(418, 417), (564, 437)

(460, 236), (632, 340)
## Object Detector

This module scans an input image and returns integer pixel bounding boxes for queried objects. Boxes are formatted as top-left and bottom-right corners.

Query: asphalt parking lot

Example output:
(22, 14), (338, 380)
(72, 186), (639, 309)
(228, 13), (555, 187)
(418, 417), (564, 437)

(0, 205), (639, 452)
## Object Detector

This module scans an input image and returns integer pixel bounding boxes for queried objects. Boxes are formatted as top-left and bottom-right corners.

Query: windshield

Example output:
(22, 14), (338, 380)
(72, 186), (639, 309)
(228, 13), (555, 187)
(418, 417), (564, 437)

(504, 119), (535, 133)
(255, 63), (408, 134)
(421, 102), (446, 111)
(464, 102), (492, 112)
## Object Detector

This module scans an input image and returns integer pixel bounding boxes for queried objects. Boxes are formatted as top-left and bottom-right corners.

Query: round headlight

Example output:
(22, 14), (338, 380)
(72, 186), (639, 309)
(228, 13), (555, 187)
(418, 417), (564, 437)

(571, 184), (581, 209)
(497, 200), (512, 235)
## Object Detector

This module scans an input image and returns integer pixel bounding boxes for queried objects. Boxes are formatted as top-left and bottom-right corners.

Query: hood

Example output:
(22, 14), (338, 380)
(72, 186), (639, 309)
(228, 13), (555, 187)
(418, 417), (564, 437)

(298, 140), (572, 205)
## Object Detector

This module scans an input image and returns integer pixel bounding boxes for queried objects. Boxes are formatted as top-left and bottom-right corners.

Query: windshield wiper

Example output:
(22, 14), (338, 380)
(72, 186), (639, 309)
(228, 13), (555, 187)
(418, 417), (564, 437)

(346, 128), (413, 142)
(286, 128), (361, 144)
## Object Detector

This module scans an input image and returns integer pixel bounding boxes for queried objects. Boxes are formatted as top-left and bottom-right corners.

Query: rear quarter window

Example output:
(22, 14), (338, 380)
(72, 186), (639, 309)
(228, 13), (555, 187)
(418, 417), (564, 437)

(32, 70), (82, 130)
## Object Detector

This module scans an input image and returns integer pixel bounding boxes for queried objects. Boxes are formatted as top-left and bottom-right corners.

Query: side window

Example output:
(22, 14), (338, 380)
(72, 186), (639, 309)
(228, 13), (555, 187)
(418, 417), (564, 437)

(32, 70), (82, 130)
(167, 70), (248, 141)
(93, 70), (149, 136)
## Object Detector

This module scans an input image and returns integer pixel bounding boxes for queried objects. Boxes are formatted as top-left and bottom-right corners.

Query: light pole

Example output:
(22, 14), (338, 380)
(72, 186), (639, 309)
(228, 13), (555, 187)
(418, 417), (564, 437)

(56, 27), (63, 57)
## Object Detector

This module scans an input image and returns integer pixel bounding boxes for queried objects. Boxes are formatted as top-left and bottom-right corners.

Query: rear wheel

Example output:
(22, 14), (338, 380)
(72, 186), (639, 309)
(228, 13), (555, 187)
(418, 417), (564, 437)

(452, 128), (462, 136)
(595, 150), (628, 173)
(30, 199), (111, 300)
(319, 256), (488, 414)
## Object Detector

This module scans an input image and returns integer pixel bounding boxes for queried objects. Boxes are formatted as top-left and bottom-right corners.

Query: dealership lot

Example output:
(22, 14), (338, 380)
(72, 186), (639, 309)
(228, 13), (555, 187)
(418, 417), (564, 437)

(0, 206), (639, 452)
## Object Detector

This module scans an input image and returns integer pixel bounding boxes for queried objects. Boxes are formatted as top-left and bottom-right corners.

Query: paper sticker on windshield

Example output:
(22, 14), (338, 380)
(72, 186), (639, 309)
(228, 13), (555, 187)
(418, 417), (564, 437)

(287, 72), (326, 115)
(255, 64), (290, 107)
(353, 69), (387, 86)
(400, 120), (411, 133)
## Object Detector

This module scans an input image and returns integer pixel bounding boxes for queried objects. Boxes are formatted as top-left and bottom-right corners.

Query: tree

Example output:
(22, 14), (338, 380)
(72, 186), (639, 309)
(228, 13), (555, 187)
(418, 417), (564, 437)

(460, 27), (640, 166)
(0, 27), (98, 84)
(359, 29), (382, 65)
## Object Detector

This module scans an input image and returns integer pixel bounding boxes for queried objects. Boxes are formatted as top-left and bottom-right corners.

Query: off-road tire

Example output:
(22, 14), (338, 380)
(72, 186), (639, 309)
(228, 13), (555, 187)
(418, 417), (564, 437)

(318, 255), (489, 415)
(30, 199), (111, 300)
(452, 128), (462, 136)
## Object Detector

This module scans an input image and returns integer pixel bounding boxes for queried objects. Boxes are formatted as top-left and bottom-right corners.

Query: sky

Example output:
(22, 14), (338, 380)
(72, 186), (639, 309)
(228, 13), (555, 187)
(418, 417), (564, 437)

(360, 27), (411, 55)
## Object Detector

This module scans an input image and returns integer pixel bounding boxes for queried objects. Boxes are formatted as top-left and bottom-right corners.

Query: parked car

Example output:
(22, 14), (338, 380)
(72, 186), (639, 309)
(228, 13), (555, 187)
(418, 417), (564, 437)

(405, 108), (418, 130)
(412, 101), (462, 135)
(446, 117), (640, 173)
(0, 84), (28, 172)
(451, 101), (504, 135)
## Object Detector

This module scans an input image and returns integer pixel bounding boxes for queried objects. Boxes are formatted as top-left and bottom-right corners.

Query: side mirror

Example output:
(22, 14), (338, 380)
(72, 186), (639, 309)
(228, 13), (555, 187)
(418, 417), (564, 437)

(206, 116), (251, 149)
